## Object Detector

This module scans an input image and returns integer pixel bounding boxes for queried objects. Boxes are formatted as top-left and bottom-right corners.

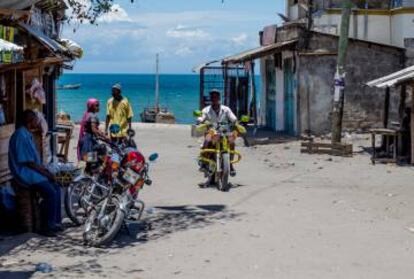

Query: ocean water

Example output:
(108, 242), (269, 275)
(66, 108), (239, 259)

(57, 74), (260, 124)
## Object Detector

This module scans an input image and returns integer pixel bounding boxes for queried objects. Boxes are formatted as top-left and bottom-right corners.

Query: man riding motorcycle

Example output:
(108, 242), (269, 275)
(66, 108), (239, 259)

(197, 89), (238, 177)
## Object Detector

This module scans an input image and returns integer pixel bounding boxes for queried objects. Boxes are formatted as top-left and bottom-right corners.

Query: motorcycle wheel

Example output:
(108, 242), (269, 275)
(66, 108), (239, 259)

(64, 178), (93, 226)
(83, 195), (125, 247)
(217, 153), (230, 192)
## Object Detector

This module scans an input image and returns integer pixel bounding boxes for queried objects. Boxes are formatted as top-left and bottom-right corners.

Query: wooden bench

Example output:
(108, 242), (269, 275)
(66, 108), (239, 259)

(301, 141), (353, 157)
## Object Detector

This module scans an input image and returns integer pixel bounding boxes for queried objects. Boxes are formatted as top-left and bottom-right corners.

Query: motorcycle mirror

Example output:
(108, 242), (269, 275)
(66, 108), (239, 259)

(149, 153), (159, 162)
(240, 115), (250, 123)
(193, 110), (202, 118)
(127, 129), (136, 137)
(109, 124), (121, 134)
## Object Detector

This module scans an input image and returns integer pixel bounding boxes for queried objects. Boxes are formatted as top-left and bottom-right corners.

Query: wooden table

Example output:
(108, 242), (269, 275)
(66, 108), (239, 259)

(56, 122), (74, 163)
(370, 128), (401, 164)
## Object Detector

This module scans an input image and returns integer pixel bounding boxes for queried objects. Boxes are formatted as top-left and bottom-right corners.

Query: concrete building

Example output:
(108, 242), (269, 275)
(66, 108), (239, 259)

(287, 0), (414, 48)
(251, 24), (405, 136)
(250, 0), (411, 136)
(197, 1), (411, 136)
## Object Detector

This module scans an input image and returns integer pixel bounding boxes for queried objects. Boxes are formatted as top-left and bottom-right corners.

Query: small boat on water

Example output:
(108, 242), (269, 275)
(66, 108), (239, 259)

(141, 54), (176, 124)
(57, 83), (81, 90)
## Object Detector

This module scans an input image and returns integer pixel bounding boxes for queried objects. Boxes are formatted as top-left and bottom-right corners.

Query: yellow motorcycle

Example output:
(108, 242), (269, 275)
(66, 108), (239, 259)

(194, 112), (248, 191)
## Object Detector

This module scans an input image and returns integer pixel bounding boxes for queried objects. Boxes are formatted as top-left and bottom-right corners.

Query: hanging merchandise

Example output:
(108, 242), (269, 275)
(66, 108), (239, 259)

(34, 110), (48, 137)
(30, 8), (43, 33)
(1, 26), (15, 42)
(28, 78), (46, 104)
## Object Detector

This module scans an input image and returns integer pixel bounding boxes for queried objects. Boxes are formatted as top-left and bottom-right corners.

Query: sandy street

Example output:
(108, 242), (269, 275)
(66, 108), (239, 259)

(1, 123), (414, 279)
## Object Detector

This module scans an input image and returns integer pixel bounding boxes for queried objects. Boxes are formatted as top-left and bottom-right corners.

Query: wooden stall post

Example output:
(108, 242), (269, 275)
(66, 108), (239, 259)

(384, 87), (390, 128)
(250, 61), (257, 125)
(411, 83), (414, 164)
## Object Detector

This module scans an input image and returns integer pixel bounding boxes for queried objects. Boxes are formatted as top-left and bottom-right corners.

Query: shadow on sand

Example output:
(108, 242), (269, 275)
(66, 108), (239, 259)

(4, 204), (243, 259)
(0, 271), (34, 279)
(113, 204), (244, 247)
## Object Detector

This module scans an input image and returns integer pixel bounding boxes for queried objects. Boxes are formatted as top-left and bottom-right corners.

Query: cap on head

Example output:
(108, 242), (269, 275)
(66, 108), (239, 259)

(112, 83), (122, 92)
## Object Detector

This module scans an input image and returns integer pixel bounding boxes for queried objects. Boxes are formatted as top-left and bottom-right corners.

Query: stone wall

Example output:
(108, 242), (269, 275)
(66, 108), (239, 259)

(297, 32), (404, 135)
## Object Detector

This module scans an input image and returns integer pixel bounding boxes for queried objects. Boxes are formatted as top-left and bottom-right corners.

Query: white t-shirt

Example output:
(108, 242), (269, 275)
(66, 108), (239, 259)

(198, 105), (237, 124)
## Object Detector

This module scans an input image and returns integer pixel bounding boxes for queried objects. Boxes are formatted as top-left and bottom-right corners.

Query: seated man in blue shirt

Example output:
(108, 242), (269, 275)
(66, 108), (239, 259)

(9, 110), (61, 237)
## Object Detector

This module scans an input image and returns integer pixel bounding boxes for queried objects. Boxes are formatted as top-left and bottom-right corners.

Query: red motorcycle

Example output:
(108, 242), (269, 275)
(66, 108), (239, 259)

(83, 142), (158, 247)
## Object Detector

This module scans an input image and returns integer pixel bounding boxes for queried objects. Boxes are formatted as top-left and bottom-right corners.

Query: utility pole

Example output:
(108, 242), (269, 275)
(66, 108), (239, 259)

(331, 1), (352, 144)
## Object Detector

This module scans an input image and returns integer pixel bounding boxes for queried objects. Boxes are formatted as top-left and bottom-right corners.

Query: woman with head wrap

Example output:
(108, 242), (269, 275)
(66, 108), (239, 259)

(77, 98), (108, 161)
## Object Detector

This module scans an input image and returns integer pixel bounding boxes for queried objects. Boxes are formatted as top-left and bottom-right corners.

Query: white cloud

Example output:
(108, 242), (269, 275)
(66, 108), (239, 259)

(98, 4), (132, 23)
(64, 7), (275, 73)
(231, 33), (248, 45)
(166, 25), (211, 40)
(175, 46), (193, 56)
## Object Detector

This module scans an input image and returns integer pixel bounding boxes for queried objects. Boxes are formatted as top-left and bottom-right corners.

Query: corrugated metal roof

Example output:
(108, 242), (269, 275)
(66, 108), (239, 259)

(366, 65), (414, 88)
(222, 39), (298, 64)
(192, 60), (220, 73)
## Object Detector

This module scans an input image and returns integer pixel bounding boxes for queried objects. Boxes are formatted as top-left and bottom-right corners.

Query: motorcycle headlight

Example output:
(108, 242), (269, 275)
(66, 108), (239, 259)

(212, 134), (220, 142)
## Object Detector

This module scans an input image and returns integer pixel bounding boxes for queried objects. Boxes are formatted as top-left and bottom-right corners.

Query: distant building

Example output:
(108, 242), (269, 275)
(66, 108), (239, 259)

(287, 0), (414, 48)
(196, 1), (412, 136)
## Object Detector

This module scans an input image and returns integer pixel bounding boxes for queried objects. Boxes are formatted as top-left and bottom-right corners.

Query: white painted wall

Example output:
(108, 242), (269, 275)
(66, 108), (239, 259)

(313, 13), (391, 45)
(391, 13), (414, 47)
(289, 4), (299, 21)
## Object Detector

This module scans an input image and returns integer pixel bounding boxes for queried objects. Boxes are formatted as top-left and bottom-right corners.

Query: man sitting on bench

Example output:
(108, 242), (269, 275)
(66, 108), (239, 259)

(9, 110), (62, 237)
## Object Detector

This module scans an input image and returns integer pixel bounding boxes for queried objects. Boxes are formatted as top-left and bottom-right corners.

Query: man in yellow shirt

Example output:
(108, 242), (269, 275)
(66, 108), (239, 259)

(105, 83), (134, 141)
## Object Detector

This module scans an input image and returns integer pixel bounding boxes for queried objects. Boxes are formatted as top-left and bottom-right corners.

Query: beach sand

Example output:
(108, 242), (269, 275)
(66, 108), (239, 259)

(1, 123), (414, 279)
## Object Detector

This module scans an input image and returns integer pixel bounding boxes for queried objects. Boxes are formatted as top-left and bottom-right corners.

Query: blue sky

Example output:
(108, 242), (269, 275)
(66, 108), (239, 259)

(63, 0), (284, 74)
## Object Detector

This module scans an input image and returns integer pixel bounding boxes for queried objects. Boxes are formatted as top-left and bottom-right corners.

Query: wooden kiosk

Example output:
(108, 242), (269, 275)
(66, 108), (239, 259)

(0, 2), (78, 232)
(367, 65), (414, 164)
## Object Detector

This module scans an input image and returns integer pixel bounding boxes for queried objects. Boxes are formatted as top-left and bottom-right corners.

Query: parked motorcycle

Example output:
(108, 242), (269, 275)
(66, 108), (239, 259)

(194, 112), (248, 191)
(82, 142), (158, 247)
(64, 125), (137, 226)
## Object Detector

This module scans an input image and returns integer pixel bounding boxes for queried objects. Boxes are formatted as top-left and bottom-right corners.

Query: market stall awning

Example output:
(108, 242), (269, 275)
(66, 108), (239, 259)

(18, 22), (68, 55)
(222, 39), (298, 65)
(367, 65), (414, 88)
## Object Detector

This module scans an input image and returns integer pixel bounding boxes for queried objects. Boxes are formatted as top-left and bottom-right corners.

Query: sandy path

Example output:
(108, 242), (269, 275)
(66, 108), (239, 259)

(1, 124), (414, 279)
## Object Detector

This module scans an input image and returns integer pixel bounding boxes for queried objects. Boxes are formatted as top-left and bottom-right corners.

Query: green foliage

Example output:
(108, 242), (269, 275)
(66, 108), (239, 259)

(66, 0), (134, 24)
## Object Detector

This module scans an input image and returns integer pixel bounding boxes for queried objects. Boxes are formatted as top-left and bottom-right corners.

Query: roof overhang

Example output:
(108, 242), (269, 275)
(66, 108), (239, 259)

(18, 22), (69, 55)
(367, 65), (414, 88)
(222, 39), (298, 65)
(0, 0), (41, 10)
